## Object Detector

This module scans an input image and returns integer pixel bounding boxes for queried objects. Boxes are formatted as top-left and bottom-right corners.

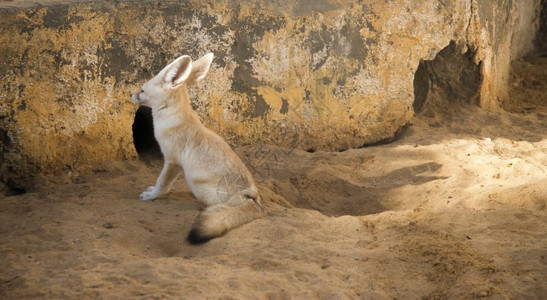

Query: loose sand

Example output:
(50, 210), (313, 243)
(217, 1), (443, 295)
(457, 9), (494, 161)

(1, 52), (546, 299)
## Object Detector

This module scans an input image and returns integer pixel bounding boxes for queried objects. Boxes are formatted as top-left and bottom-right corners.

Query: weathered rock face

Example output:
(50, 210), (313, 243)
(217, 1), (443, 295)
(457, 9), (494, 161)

(0, 0), (541, 190)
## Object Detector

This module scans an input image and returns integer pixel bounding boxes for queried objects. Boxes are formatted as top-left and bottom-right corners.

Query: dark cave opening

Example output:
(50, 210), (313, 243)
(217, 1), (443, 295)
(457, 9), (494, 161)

(132, 106), (162, 160)
(413, 41), (483, 114)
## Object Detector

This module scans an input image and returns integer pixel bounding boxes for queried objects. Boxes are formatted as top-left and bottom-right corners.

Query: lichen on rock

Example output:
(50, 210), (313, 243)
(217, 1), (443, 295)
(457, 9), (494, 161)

(0, 0), (541, 190)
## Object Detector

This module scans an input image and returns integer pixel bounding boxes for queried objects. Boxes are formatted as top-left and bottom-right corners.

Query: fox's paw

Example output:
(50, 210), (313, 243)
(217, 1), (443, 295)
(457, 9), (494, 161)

(140, 186), (158, 201)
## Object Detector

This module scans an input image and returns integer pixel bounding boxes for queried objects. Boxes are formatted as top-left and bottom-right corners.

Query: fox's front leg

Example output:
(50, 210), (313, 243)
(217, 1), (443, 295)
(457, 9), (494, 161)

(140, 162), (182, 201)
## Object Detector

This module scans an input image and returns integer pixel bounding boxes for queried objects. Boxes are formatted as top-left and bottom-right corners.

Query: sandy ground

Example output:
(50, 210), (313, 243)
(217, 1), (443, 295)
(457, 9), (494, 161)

(1, 51), (546, 299)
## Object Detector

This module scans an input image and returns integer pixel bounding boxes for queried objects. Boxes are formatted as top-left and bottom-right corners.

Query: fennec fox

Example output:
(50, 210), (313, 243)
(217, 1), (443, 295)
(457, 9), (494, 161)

(131, 53), (263, 244)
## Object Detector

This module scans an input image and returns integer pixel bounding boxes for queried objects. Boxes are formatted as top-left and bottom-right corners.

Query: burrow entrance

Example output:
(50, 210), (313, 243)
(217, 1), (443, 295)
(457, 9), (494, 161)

(132, 106), (162, 160)
(413, 41), (483, 114)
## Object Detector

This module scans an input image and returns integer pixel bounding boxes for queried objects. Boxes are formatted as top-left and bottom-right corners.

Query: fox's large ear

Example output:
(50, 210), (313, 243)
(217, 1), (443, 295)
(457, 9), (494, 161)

(163, 55), (193, 88)
(186, 53), (214, 87)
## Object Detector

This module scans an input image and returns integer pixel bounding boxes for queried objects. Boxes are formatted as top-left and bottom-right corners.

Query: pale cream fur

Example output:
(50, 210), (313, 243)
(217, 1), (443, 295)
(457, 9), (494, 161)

(131, 53), (263, 243)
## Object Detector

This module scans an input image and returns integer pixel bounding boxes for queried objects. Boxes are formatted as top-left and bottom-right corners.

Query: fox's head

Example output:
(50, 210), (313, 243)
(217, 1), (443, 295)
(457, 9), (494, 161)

(131, 53), (214, 109)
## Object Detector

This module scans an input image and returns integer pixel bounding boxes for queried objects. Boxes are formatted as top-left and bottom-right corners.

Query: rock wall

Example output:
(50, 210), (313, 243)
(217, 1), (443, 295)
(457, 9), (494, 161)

(0, 0), (541, 190)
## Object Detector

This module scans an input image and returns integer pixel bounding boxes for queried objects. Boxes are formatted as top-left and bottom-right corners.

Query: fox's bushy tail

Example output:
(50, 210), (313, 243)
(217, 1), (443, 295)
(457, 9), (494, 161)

(187, 197), (264, 244)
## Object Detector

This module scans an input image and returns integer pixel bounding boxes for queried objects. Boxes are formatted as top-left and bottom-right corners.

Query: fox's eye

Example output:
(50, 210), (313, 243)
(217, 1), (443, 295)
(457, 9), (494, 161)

(140, 89), (144, 94)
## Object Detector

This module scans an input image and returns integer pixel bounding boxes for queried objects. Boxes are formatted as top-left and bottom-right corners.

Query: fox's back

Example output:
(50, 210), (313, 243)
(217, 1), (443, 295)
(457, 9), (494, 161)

(179, 126), (255, 205)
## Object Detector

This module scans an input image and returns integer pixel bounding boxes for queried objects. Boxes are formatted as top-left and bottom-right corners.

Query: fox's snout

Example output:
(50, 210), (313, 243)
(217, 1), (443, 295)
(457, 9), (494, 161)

(130, 92), (141, 103)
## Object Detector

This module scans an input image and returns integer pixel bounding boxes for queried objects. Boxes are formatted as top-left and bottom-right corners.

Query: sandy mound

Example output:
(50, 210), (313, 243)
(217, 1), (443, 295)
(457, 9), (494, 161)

(1, 52), (546, 299)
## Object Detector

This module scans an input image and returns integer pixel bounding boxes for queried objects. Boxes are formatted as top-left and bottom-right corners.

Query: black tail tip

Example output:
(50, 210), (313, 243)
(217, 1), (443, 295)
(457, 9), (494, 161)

(187, 228), (213, 245)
